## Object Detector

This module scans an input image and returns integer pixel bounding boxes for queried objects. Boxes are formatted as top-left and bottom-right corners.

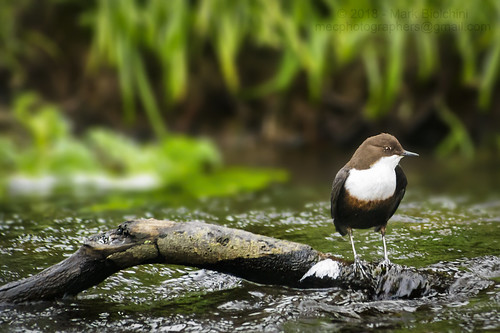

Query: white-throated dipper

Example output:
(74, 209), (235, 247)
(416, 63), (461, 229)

(330, 133), (418, 265)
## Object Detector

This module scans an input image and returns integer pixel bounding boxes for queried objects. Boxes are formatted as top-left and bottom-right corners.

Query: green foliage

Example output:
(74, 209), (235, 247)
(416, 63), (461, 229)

(183, 167), (288, 197)
(85, 0), (500, 120)
(86, 128), (222, 188)
(87, 0), (174, 138)
(0, 93), (287, 197)
(1, 0), (499, 160)
(10, 93), (100, 175)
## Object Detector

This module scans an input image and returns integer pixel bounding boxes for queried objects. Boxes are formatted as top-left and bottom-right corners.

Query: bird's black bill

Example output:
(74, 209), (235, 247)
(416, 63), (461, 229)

(402, 150), (419, 157)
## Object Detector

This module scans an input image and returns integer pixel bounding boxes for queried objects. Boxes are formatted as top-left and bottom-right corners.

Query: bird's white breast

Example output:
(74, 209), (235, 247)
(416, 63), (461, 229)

(344, 155), (402, 201)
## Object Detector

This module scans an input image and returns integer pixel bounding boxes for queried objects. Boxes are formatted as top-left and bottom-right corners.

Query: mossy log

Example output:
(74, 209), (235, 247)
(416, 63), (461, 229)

(0, 219), (452, 304)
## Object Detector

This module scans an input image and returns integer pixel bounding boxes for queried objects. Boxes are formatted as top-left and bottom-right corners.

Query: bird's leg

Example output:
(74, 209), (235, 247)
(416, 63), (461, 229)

(347, 227), (369, 279)
(380, 225), (391, 265)
(347, 227), (359, 261)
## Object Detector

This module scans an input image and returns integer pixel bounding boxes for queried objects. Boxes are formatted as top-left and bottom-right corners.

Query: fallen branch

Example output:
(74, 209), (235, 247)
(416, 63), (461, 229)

(0, 219), (452, 303)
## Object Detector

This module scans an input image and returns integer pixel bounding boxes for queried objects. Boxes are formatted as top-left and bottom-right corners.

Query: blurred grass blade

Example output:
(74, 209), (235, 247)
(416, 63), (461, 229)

(415, 31), (436, 80)
(436, 101), (475, 159)
(134, 53), (167, 139)
(116, 34), (135, 123)
(383, 30), (404, 115)
(216, 6), (241, 92)
(479, 28), (500, 111)
(456, 32), (476, 85)
(363, 43), (382, 118)
(246, 49), (300, 97)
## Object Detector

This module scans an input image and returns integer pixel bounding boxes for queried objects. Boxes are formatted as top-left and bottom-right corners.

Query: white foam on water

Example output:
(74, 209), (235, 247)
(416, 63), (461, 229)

(300, 259), (342, 282)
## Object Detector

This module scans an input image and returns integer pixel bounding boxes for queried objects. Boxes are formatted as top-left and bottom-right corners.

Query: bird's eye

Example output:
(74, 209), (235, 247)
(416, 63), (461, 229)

(384, 146), (391, 151)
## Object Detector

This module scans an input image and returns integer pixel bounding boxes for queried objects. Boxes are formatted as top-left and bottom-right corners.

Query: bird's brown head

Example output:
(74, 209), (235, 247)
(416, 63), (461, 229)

(347, 133), (418, 169)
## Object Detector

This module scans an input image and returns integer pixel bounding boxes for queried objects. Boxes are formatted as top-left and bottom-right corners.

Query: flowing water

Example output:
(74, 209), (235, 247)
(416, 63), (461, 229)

(0, 152), (499, 332)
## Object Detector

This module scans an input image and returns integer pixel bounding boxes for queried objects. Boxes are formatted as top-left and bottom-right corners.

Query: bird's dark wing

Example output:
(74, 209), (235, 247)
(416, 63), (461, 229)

(387, 165), (408, 219)
(330, 167), (349, 220)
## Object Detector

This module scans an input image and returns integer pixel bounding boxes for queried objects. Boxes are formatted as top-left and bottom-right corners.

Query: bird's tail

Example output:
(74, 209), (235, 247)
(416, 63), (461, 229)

(333, 221), (348, 236)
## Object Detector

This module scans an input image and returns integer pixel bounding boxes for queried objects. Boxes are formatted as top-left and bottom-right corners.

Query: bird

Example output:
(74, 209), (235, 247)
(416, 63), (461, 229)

(330, 133), (418, 267)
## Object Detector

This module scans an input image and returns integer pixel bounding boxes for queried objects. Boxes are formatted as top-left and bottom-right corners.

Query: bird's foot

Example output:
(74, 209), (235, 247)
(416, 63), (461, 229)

(379, 258), (391, 267)
(375, 258), (392, 274)
(352, 257), (370, 281)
